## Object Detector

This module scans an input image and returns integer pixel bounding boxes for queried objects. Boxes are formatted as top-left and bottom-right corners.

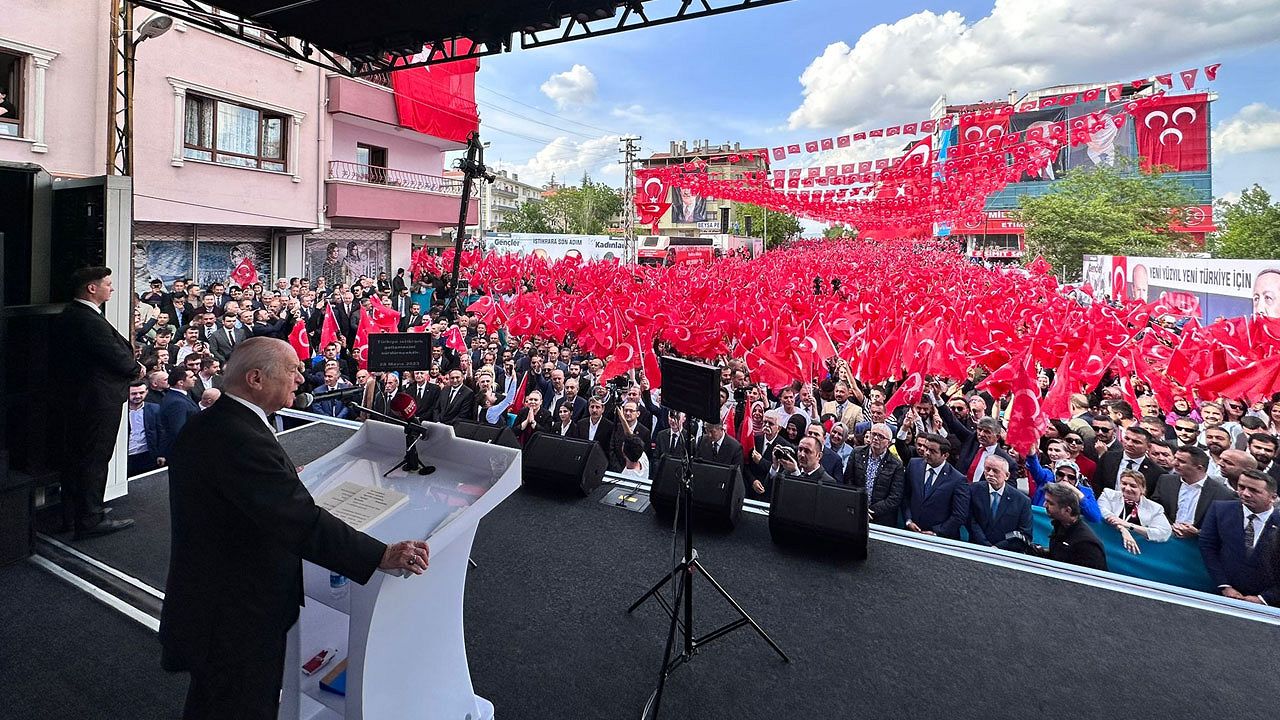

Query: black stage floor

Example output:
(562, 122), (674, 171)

(16, 422), (1278, 719)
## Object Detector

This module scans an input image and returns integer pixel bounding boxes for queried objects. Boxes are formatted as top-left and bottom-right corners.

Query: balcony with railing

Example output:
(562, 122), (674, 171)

(326, 161), (478, 226)
(326, 74), (465, 150)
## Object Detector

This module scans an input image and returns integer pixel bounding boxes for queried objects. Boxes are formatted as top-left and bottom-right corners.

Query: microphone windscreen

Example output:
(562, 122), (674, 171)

(292, 392), (315, 410)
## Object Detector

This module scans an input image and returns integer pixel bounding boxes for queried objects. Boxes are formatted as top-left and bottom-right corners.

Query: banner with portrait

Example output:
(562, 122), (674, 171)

(670, 186), (708, 224)
(1010, 108), (1066, 182)
(195, 226), (272, 288)
(132, 222), (194, 291)
(304, 229), (392, 289)
(1066, 100), (1136, 171)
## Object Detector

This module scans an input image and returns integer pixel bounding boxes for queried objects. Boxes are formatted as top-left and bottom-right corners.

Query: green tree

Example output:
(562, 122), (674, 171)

(733, 203), (803, 249)
(541, 174), (624, 234)
(1015, 161), (1195, 278)
(822, 224), (857, 239)
(1208, 185), (1280, 260)
(497, 199), (554, 233)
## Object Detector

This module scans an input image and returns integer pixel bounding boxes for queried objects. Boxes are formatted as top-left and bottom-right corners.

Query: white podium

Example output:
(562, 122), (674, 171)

(278, 419), (521, 720)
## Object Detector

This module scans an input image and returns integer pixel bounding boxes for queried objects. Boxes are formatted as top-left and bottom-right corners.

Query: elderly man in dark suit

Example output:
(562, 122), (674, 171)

(1198, 469), (1279, 604)
(937, 398), (1019, 484)
(160, 337), (429, 720)
(967, 455), (1033, 549)
(1151, 445), (1237, 538)
(845, 422), (905, 526)
(434, 369), (476, 426)
(59, 267), (144, 538)
(903, 433), (970, 540)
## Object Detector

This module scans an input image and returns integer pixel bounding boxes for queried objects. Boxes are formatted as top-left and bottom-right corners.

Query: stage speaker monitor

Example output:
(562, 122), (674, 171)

(768, 477), (868, 559)
(719, 206), (730, 234)
(521, 433), (607, 496)
(658, 356), (720, 424)
(453, 420), (520, 449)
(650, 458), (745, 529)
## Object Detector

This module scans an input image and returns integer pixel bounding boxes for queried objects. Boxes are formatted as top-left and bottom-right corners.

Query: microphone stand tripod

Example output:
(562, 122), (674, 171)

(351, 403), (436, 477)
(627, 420), (789, 720)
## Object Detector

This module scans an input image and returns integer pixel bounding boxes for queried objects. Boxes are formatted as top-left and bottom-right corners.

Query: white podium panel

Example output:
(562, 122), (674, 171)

(279, 420), (521, 720)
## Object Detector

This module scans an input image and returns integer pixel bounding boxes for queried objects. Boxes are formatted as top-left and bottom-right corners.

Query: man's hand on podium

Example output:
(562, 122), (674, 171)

(381, 540), (431, 576)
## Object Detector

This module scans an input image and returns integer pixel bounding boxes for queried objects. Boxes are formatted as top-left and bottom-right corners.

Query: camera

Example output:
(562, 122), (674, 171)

(773, 446), (796, 463)
(733, 386), (747, 404)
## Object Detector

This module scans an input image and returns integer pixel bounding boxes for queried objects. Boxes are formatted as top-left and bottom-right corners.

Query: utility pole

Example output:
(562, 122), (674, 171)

(106, 0), (134, 176)
(619, 136), (640, 263)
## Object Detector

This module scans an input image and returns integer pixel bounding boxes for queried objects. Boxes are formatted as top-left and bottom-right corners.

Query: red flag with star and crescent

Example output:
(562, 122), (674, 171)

(320, 304), (340, 349)
(353, 312), (374, 370)
(288, 320), (310, 361)
(229, 257), (258, 288)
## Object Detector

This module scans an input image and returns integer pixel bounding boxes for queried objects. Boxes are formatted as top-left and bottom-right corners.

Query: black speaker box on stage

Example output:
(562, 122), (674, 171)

(768, 476), (868, 559)
(453, 420), (521, 448)
(650, 457), (745, 529)
(521, 433), (607, 496)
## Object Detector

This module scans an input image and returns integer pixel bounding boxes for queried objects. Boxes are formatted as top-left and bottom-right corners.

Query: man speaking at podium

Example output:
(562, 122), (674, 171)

(160, 337), (431, 720)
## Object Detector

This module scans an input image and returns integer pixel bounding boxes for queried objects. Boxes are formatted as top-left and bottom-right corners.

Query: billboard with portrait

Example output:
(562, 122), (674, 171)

(1066, 100), (1136, 171)
(670, 187), (707, 224)
(1083, 254), (1280, 322)
(303, 229), (392, 288)
(1010, 108), (1067, 182)
(195, 226), (271, 288)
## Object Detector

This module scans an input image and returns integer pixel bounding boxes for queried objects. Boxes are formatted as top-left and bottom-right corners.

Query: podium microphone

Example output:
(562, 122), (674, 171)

(293, 386), (364, 409)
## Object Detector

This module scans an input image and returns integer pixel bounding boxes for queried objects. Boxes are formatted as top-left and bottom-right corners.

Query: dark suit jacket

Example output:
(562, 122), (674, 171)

(137, 402), (162, 456)
(434, 385), (476, 426)
(654, 427), (688, 460)
(845, 446), (906, 525)
(1198, 501), (1280, 603)
(608, 422), (652, 472)
(189, 373), (222, 402)
(60, 301), (140, 409)
(1048, 517), (1108, 571)
(159, 397), (385, 673)
(695, 434), (743, 467)
(157, 389), (200, 458)
(936, 402), (1019, 481)
(571, 417), (615, 455)
(553, 395), (589, 424)
(746, 433), (793, 501)
(903, 458), (970, 539)
(967, 483), (1033, 547)
(514, 406), (553, 444)
(403, 381), (441, 422)
(1093, 449), (1164, 497)
(1150, 473), (1237, 527)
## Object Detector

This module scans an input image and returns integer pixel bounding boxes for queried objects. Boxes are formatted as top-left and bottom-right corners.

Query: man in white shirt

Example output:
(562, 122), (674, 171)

(126, 381), (161, 475)
(1198, 469), (1279, 605)
(1152, 445), (1237, 538)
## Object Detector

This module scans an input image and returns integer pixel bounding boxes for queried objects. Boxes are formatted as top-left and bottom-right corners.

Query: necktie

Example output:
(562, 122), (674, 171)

(1244, 514), (1258, 550)
(227, 329), (235, 346)
(713, 442), (720, 456)
(925, 468), (936, 494)
(990, 490), (1000, 517)
(449, 388), (457, 406)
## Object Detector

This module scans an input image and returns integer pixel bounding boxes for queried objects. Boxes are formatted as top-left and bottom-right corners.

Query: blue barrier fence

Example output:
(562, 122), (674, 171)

(1029, 506), (1215, 593)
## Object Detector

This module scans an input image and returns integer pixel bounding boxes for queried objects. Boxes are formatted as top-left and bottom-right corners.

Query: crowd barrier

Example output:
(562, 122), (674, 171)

(1028, 506), (1216, 593)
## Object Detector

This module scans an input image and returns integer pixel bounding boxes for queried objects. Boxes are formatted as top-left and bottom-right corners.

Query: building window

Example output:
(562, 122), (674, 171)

(355, 143), (388, 183)
(183, 94), (288, 171)
(0, 50), (23, 138)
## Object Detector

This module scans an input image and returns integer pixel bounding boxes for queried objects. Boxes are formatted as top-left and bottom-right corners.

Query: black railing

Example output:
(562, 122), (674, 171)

(328, 161), (477, 197)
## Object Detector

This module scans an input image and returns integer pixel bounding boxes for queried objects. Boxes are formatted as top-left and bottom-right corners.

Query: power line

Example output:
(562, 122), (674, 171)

(477, 82), (626, 136)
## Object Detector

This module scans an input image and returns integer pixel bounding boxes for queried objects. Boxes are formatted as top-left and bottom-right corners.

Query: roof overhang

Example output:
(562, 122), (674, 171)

(132, 0), (794, 76)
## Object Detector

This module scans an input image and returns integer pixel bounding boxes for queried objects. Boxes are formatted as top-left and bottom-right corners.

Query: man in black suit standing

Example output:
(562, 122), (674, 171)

(695, 422), (742, 467)
(402, 369), (440, 422)
(157, 368), (200, 464)
(433, 369), (476, 425)
(160, 337), (430, 719)
(1093, 425), (1163, 497)
(571, 397), (615, 455)
(1198, 469), (1279, 604)
(608, 400), (652, 472)
(207, 313), (247, 363)
(59, 267), (143, 538)
(1151, 445), (1237, 538)
(902, 433), (970, 540)
(845, 422), (905, 526)
(553, 377), (590, 424)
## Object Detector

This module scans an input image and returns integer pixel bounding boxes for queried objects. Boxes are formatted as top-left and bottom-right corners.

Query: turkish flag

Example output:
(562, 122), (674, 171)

(288, 320), (310, 360)
(443, 325), (468, 354)
(820, 138), (834, 151)
(852, 132), (867, 141)
(772, 147), (787, 160)
(805, 140), (819, 153)
(366, 296), (402, 332)
(787, 143), (801, 155)
(1155, 73), (1173, 87)
(1135, 94), (1209, 172)
(353, 312), (373, 370)
(1179, 68), (1198, 90)
(229, 257), (258, 288)
(320, 304), (340, 349)
(836, 135), (851, 148)
(1197, 354), (1280, 404)
(1203, 63), (1221, 81)
(869, 129), (884, 138)
(1107, 84), (1122, 102)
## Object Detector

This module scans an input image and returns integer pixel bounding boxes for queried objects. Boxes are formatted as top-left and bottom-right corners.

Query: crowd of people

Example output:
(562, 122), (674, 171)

(122, 264), (1280, 605)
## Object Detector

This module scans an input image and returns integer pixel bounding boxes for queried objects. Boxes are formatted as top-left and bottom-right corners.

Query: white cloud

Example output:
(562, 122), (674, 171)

(494, 134), (620, 187)
(540, 64), (598, 110)
(788, 1), (1280, 130)
(1214, 103), (1280, 154)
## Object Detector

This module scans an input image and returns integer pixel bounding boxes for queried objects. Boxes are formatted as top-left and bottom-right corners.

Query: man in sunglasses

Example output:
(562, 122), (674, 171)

(1094, 425), (1163, 498)
(1089, 417), (1120, 461)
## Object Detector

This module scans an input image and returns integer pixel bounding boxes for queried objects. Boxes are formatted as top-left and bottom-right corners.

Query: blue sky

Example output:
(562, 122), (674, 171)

(472, 0), (1280, 203)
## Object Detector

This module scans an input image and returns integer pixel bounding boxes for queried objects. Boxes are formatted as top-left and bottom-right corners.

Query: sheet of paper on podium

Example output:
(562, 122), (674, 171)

(316, 480), (408, 531)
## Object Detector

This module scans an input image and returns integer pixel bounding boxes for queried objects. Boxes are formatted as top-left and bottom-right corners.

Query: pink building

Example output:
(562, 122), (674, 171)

(1, 1), (477, 295)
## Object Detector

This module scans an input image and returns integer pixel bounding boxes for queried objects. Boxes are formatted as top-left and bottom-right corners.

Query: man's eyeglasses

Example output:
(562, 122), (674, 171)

(1055, 471), (1078, 480)
(1092, 426), (1114, 434)
(1175, 426), (1198, 434)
